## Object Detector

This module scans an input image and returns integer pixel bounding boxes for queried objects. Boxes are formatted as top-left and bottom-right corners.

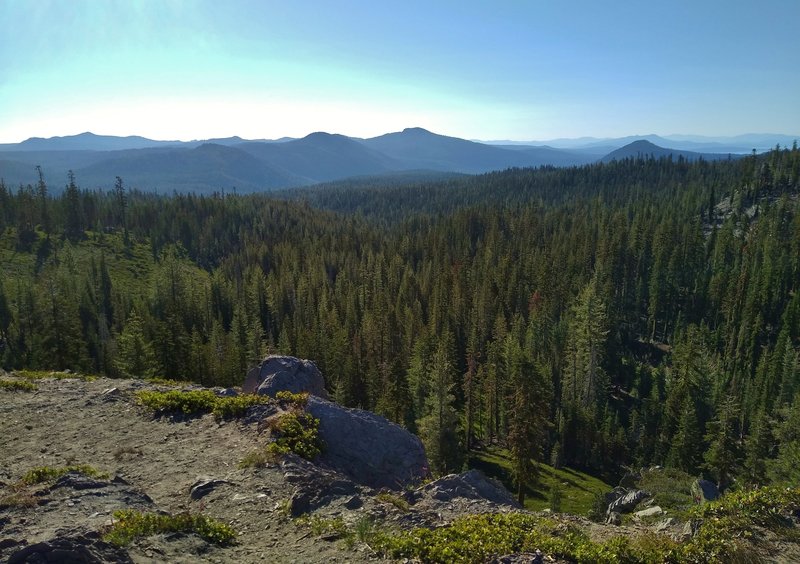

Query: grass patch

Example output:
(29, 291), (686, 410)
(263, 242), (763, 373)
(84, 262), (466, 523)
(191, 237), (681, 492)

(0, 490), (39, 508)
(14, 370), (97, 381)
(136, 389), (272, 419)
(295, 515), (349, 538)
(21, 464), (107, 486)
(468, 446), (611, 515)
(103, 509), (236, 547)
(238, 447), (281, 469)
(0, 379), (37, 391)
(376, 491), (410, 512)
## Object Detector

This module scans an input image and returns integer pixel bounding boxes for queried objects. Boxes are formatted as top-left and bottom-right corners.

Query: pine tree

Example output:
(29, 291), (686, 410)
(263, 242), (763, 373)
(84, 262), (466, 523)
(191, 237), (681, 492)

(63, 170), (84, 242)
(703, 396), (740, 491)
(115, 310), (160, 378)
(417, 340), (462, 475)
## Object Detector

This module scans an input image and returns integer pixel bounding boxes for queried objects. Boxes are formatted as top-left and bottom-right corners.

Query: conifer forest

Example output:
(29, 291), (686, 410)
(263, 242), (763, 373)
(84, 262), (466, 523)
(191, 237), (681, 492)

(2, 146), (799, 489)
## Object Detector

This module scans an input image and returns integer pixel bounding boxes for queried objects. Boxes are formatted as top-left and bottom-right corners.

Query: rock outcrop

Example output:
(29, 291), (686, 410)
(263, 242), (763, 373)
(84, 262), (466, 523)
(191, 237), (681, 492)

(7, 532), (133, 564)
(606, 489), (650, 514)
(414, 470), (520, 508)
(243, 356), (329, 399)
(305, 396), (428, 489)
(691, 479), (719, 504)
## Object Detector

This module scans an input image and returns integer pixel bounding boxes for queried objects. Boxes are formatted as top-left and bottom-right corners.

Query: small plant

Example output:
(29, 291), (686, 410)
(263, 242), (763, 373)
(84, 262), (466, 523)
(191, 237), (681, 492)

(295, 515), (348, 538)
(376, 491), (410, 512)
(103, 509), (236, 547)
(0, 379), (37, 391)
(266, 412), (324, 460)
(353, 515), (377, 544)
(274, 390), (310, 408)
(21, 464), (107, 486)
(238, 447), (282, 468)
(0, 490), (38, 508)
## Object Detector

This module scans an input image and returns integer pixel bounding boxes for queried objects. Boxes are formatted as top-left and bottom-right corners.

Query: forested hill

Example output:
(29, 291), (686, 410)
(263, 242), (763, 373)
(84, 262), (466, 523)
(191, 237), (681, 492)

(1, 147), (799, 490)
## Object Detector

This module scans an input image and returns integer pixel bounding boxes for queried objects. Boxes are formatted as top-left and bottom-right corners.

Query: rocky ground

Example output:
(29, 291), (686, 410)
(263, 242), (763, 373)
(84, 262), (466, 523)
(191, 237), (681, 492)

(0, 375), (377, 563)
(0, 372), (533, 563)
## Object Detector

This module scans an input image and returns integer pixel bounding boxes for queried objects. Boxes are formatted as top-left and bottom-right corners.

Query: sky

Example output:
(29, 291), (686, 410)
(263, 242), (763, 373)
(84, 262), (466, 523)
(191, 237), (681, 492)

(1, 0), (798, 143)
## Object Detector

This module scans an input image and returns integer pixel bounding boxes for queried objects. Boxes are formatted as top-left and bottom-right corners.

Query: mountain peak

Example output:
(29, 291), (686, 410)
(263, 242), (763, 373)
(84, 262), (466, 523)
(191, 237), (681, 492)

(401, 127), (433, 135)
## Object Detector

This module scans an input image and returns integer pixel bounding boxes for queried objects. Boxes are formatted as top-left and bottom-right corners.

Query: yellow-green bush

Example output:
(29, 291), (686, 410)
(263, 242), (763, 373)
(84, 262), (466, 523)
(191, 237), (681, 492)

(136, 389), (271, 419)
(267, 412), (324, 460)
(104, 509), (236, 547)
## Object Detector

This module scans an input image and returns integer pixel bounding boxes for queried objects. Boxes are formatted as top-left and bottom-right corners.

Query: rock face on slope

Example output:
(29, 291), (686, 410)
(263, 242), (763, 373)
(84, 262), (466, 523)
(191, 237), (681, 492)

(415, 469), (520, 508)
(606, 488), (651, 515)
(691, 479), (720, 504)
(305, 396), (429, 490)
(243, 355), (329, 399)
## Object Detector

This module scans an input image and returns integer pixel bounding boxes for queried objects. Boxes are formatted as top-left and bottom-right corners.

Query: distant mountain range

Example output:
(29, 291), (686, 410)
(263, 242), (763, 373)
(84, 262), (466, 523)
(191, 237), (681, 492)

(0, 129), (795, 193)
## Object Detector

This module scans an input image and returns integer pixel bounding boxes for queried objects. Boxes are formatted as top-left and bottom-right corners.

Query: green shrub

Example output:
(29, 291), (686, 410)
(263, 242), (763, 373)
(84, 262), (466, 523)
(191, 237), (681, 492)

(274, 390), (309, 408)
(21, 464), (107, 485)
(267, 412), (324, 460)
(0, 379), (37, 391)
(372, 512), (648, 564)
(104, 509), (236, 547)
(136, 390), (271, 419)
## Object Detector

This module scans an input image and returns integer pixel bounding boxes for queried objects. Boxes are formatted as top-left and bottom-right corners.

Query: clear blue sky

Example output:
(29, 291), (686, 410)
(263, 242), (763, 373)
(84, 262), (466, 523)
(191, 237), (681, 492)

(1, 0), (798, 142)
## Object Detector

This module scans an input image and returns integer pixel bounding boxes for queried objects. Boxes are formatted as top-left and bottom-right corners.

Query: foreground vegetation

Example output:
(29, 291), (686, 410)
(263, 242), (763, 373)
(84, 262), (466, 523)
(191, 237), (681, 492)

(368, 485), (800, 563)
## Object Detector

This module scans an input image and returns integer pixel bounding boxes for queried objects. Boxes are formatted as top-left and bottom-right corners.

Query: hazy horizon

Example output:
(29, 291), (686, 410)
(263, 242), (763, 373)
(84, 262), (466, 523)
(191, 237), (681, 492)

(2, 0), (799, 144)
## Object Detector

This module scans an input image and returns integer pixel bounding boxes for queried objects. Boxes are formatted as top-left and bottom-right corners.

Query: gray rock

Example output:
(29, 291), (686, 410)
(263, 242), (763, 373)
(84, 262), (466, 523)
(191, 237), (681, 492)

(634, 505), (663, 518)
(51, 472), (110, 491)
(189, 477), (232, 500)
(243, 355), (329, 399)
(7, 531), (132, 564)
(653, 517), (675, 532)
(281, 455), (360, 515)
(691, 479), (719, 504)
(490, 552), (544, 564)
(415, 470), (520, 508)
(305, 396), (428, 489)
(681, 519), (702, 540)
(602, 486), (627, 510)
(344, 495), (363, 509)
(607, 489), (650, 514)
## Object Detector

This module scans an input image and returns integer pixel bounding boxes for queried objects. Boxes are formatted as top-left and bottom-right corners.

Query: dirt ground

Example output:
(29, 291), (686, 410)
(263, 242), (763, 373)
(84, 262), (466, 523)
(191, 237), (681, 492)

(0, 376), (375, 563)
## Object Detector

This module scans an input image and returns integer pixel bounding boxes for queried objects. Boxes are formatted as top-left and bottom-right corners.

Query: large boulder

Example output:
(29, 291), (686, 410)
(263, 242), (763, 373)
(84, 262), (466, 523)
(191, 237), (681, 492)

(691, 479), (719, 504)
(243, 355), (329, 399)
(305, 396), (428, 489)
(415, 469), (520, 508)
